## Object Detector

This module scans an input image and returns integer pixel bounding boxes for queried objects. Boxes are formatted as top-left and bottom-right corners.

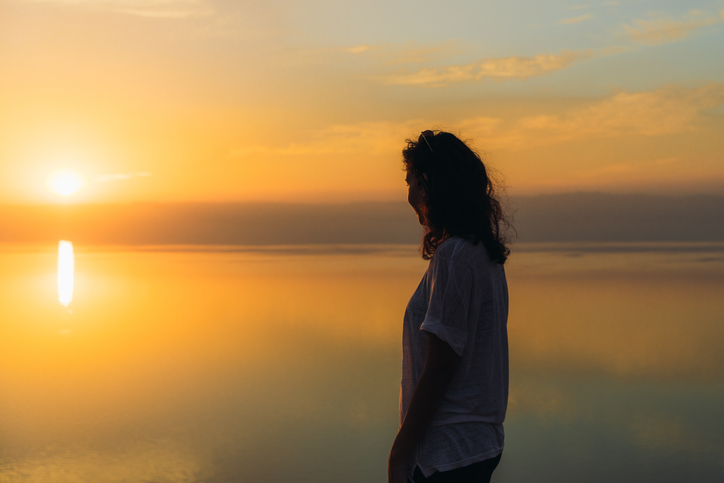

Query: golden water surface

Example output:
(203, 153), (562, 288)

(1, 243), (723, 482)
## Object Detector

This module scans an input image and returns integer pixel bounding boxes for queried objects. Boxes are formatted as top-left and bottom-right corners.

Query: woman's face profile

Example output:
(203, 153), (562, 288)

(406, 171), (426, 226)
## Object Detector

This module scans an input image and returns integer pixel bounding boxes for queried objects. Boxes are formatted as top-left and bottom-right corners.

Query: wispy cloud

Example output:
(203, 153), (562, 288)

(623, 9), (724, 45)
(463, 83), (724, 149)
(379, 65), (475, 87)
(229, 122), (419, 158)
(341, 40), (463, 65)
(561, 13), (593, 24)
(344, 45), (375, 54)
(378, 50), (594, 87)
(94, 172), (152, 183)
(478, 50), (593, 78)
(229, 84), (724, 159)
(23, 0), (213, 18)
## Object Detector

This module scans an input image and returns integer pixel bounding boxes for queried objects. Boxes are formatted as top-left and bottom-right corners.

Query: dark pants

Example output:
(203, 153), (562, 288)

(412, 453), (502, 483)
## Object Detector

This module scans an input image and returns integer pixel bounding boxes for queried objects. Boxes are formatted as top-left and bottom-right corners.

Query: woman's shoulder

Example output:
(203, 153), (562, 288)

(434, 236), (491, 267)
(437, 235), (485, 253)
(434, 236), (480, 261)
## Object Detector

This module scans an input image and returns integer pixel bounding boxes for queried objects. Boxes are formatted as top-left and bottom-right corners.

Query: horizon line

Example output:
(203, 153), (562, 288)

(4, 191), (724, 207)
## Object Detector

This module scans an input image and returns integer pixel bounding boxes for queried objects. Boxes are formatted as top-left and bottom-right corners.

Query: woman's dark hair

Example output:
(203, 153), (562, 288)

(403, 130), (512, 263)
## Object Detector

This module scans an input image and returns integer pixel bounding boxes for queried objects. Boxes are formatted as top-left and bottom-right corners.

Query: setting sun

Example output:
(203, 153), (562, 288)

(45, 168), (87, 197)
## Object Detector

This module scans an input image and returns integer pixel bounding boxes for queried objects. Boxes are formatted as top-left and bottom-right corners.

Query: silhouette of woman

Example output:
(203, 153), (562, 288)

(389, 131), (510, 483)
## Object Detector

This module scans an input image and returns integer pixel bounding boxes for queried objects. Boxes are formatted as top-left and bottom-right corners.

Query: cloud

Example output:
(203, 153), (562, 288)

(341, 40), (463, 65)
(380, 65), (475, 87)
(462, 83), (724, 149)
(478, 50), (594, 78)
(228, 84), (724, 161)
(345, 44), (374, 54)
(561, 13), (593, 24)
(94, 172), (152, 183)
(623, 10), (724, 45)
(22, 0), (213, 18)
(229, 122), (419, 158)
(378, 50), (594, 87)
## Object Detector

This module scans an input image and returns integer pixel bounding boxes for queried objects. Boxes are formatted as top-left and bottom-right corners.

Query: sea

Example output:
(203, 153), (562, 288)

(1, 242), (723, 482)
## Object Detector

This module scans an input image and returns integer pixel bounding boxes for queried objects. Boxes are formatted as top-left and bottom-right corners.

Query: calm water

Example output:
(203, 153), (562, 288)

(1, 243), (723, 482)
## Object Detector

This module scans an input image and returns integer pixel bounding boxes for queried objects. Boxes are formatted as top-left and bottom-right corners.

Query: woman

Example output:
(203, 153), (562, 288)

(389, 131), (510, 483)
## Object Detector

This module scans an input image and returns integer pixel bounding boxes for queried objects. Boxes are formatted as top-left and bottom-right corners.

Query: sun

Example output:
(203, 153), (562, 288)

(45, 168), (87, 197)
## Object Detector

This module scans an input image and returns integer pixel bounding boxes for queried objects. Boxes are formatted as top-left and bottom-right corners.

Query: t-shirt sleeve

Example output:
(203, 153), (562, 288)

(419, 244), (472, 356)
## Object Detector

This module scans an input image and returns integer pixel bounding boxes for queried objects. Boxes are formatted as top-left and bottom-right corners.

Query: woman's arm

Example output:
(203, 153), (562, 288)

(388, 333), (461, 483)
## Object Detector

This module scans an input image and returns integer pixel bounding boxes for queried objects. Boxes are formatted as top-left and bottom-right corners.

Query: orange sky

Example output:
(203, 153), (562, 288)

(1, 0), (723, 204)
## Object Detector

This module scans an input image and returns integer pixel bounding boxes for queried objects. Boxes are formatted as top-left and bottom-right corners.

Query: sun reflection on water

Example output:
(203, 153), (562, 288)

(58, 240), (74, 306)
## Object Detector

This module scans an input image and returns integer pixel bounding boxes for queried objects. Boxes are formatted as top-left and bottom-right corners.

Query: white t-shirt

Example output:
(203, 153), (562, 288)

(401, 236), (509, 478)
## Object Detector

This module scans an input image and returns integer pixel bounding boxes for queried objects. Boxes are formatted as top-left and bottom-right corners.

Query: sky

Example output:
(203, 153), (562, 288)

(1, 0), (723, 204)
